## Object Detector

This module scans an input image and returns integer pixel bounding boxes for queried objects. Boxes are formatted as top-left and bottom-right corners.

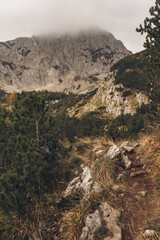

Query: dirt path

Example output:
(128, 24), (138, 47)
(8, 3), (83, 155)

(120, 150), (160, 240)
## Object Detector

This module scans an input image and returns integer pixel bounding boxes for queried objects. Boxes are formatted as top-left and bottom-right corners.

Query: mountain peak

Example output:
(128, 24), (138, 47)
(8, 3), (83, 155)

(0, 30), (131, 93)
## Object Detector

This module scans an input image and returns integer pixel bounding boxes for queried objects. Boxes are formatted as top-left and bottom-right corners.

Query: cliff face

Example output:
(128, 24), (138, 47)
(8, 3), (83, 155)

(0, 29), (131, 93)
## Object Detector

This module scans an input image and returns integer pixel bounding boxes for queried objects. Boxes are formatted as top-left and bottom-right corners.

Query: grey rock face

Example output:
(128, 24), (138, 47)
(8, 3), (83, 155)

(80, 202), (121, 240)
(63, 166), (101, 198)
(143, 230), (156, 239)
(0, 29), (130, 93)
(80, 210), (102, 240)
(68, 75), (148, 118)
(107, 145), (121, 159)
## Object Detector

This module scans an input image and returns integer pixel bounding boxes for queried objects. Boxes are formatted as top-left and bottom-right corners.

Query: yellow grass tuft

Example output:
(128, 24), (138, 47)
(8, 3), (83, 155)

(92, 154), (117, 189)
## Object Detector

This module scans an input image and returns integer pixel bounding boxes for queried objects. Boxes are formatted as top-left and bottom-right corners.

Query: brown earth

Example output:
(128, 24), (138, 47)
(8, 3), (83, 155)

(119, 144), (160, 240)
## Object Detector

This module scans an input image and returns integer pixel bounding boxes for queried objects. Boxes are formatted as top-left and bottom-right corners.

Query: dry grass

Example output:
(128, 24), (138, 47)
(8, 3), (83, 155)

(61, 193), (103, 240)
(92, 154), (117, 189)
(141, 134), (160, 186)
(0, 201), (58, 240)
(61, 204), (85, 240)
(136, 232), (160, 240)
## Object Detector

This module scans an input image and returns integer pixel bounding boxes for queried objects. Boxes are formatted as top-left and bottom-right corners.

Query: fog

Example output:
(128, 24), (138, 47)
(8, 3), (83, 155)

(0, 0), (156, 53)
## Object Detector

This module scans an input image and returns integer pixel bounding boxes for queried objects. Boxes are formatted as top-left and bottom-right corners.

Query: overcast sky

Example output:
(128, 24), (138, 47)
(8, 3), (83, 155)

(0, 0), (156, 53)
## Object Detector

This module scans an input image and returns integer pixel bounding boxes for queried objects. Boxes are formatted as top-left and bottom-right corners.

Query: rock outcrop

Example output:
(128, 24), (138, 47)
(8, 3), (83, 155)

(143, 230), (156, 239)
(0, 29), (130, 93)
(80, 202), (121, 240)
(63, 166), (101, 198)
(69, 74), (148, 118)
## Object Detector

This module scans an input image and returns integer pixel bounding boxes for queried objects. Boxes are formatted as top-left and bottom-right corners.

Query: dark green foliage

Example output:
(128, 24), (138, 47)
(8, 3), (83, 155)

(107, 121), (121, 140)
(0, 90), (107, 238)
(127, 114), (144, 135)
(0, 90), (106, 217)
(54, 110), (81, 142)
(0, 89), (7, 101)
(54, 111), (106, 142)
(80, 112), (105, 136)
(107, 113), (145, 140)
(137, 103), (150, 115)
(122, 90), (132, 97)
(0, 92), (68, 215)
(111, 51), (149, 91)
(136, 0), (160, 114)
(116, 87), (124, 92)
(58, 191), (83, 211)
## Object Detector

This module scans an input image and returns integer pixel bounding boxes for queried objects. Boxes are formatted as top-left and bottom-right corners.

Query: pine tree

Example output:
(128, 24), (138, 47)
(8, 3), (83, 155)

(0, 92), (61, 214)
(136, 0), (160, 115)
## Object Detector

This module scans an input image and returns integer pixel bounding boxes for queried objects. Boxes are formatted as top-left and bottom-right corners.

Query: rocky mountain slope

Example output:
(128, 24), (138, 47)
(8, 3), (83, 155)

(67, 50), (149, 118)
(0, 29), (130, 93)
(69, 73), (148, 118)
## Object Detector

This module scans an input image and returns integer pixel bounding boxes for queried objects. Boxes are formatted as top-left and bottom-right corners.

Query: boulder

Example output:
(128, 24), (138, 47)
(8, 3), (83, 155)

(63, 176), (81, 197)
(143, 229), (156, 239)
(139, 191), (147, 197)
(95, 149), (105, 155)
(63, 167), (101, 198)
(80, 210), (101, 240)
(107, 145), (121, 159)
(100, 202), (122, 240)
(80, 202), (122, 240)
(122, 154), (131, 169)
(112, 185), (121, 192)
(119, 141), (135, 153)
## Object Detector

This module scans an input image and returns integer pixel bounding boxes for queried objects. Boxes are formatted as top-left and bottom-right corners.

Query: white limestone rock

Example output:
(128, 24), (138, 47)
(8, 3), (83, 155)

(143, 229), (156, 239)
(63, 166), (101, 198)
(107, 145), (121, 159)
(119, 141), (134, 153)
(136, 92), (148, 105)
(112, 185), (121, 192)
(122, 154), (132, 169)
(63, 176), (81, 198)
(69, 74), (148, 118)
(100, 202), (121, 240)
(80, 202), (122, 240)
(80, 210), (102, 240)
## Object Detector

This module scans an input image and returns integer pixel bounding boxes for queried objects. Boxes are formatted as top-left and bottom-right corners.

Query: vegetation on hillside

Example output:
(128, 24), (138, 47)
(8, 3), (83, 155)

(111, 50), (149, 91)
(0, 91), (112, 239)
(136, 0), (160, 115)
(106, 103), (150, 140)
